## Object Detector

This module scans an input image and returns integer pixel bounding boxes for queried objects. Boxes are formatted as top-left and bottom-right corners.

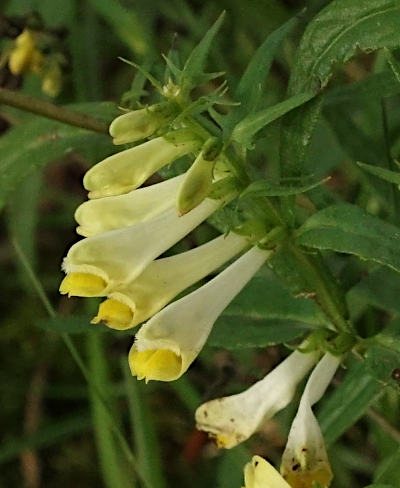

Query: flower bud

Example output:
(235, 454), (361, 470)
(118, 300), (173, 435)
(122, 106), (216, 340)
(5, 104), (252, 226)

(176, 138), (221, 215)
(8, 29), (37, 75)
(109, 102), (176, 145)
(42, 63), (62, 97)
(83, 131), (200, 199)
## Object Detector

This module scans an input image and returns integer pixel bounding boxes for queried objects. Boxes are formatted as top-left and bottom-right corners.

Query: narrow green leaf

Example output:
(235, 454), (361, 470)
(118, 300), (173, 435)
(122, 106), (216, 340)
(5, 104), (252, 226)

(181, 12), (225, 94)
(281, 0), (400, 179)
(232, 91), (316, 146)
(297, 203), (400, 273)
(241, 176), (329, 198)
(357, 161), (400, 186)
(318, 361), (379, 445)
(0, 102), (116, 210)
(226, 15), (298, 129)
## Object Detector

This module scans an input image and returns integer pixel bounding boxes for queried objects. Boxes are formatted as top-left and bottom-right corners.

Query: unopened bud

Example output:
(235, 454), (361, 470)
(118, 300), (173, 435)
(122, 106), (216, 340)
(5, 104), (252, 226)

(109, 102), (176, 145)
(8, 29), (37, 75)
(42, 63), (62, 97)
(177, 138), (221, 215)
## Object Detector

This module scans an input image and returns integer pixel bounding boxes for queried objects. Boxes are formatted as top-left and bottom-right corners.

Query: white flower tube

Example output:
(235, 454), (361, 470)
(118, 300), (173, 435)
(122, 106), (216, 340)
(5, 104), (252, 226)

(83, 133), (200, 199)
(93, 232), (248, 330)
(243, 456), (291, 488)
(129, 246), (270, 382)
(195, 349), (319, 448)
(280, 353), (341, 488)
(75, 174), (184, 237)
(60, 198), (219, 297)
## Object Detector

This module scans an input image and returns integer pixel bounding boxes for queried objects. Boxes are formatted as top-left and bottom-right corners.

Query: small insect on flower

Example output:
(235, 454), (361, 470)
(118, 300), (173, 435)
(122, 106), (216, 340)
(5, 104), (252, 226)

(129, 246), (271, 382)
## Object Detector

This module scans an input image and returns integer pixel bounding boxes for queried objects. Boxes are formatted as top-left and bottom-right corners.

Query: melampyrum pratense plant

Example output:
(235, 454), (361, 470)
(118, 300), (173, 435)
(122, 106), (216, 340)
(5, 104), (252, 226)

(4, 1), (400, 487)
(55, 6), (400, 486)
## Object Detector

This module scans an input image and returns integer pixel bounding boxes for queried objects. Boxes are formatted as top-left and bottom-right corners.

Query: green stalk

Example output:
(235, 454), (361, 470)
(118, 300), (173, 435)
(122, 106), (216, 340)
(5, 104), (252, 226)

(288, 241), (351, 334)
(88, 332), (133, 488)
(122, 359), (166, 488)
(0, 87), (109, 133)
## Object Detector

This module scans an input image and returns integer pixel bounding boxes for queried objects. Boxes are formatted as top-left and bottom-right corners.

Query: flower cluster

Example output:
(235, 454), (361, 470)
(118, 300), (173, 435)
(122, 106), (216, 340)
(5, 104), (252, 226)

(5, 28), (63, 97)
(60, 103), (271, 382)
(196, 350), (340, 488)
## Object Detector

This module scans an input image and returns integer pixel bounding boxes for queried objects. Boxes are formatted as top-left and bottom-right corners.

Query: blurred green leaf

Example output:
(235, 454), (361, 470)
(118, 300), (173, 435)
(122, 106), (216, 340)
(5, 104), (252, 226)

(0, 102), (116, 211)
(297, 203), (400, 273)
(0, 414), (91, 465)
(346, 267), (400, 319)
(318, 361), (379, 445)
(281, 0), (400, 179)
(374, 445), (400, 485)
(364, 318), (400, 391)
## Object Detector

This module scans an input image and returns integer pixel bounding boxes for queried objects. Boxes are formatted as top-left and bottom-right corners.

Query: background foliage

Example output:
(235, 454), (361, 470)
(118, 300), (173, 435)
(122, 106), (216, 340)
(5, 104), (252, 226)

(1, 0), (400, 487)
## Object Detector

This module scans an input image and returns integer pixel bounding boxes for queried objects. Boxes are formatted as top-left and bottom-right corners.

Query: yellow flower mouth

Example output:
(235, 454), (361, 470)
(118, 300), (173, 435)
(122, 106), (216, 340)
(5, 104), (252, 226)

(282, 464), (333, 488)
(92, 298), (134, 330)
(128, 347), (182, 382)
(59, 272), (107, 297)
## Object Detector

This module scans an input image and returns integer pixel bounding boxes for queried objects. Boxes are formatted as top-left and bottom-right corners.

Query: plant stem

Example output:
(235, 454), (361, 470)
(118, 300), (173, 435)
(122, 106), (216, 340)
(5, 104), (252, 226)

(0, 87), (109, 134)
(288, 242), (351, 334)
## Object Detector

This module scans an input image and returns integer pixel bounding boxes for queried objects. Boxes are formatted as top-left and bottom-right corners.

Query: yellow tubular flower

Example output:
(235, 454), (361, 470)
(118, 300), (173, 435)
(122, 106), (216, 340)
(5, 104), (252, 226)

(83, 133), (200, 199)
(75, 174), (184, 237)
(109, 103), (175, 144)
(8, 29), (38, 75)
(129, 246), (270, 382)
(42, 63), (62, 97)
(243, 456), (291, 488)
(61, 198), (220, 296)
(195, 349), (319, 449)
(280, 353), (341, 488)
(92, 232), (247, 330)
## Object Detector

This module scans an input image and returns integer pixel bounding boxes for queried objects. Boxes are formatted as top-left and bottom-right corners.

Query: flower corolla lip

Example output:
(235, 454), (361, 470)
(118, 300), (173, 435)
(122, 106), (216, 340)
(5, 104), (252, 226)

(128, 246), (271, 382)
(61, 198), (220, 296)
(75, 174), (185, 237)
(93, 232), (247, 330)
(243, 456), (291, 488)
(83, 134), (200, 199)
(195, 349), (319, 448)
(280, 352), (341, 488)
